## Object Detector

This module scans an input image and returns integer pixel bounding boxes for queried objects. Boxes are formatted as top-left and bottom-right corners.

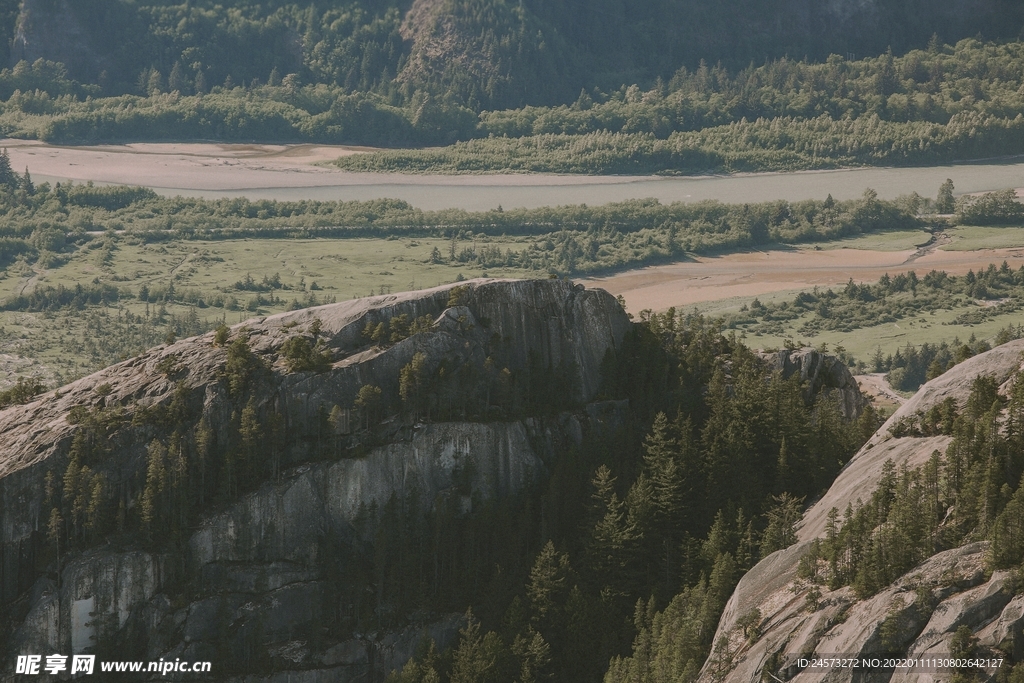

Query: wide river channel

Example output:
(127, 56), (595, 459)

(6, 141), (1024, 210)
(110, 161), (1024, 210)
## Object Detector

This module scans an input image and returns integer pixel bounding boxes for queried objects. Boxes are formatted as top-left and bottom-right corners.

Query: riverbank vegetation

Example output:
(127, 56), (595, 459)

(6, 38), (1024, 173)
(0, 159), (928, 278)
(1, 161), (1023, 387)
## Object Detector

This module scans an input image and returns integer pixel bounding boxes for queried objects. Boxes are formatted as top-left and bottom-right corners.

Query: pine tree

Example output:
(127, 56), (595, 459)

(642, 412), (684, 534)
(990, 484), (1024, 568)
(400, 352), (429, 419)
(586, 465), (643, 596)
(760, 493), (802, 556)
(527, 541), (571, 627)
(511, 628), (552, 683)
(239, 398), (262, 486)
(169, 61), (188, 93)
(0, 149), (16, 190)
(937, 178), (955, 213)
(450, 609), (512, 683)
(141, 439), (168, 535)
(355, 384), (383, 428)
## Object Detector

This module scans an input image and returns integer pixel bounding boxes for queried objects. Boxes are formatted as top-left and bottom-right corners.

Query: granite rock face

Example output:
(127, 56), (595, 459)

(758, 347), (867, 420)
(0, 279), (631, 681)
(700, 339), (1024, 682)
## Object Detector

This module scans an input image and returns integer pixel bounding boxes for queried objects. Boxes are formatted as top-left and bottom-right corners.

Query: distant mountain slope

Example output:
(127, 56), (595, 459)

(7, 0), (1024, 110)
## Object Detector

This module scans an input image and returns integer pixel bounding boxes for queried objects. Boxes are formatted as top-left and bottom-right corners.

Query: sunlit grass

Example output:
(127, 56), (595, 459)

(941, 225), (1024, 251)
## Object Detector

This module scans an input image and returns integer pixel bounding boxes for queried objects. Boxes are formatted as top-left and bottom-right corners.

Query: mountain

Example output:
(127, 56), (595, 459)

(0, 279), (631, 681)
(6, 0), (1024, 110)
(694, 340), (1024, 682)
(0, 277), (879, 682)
(18, 274), (1023, 681)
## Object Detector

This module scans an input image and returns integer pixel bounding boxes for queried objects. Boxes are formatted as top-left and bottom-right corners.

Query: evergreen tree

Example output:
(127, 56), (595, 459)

(937, 178), (955, 213)
(0, 148), (16, 190)
(450, 610), (512, 683)
(760, 493), (803, 556)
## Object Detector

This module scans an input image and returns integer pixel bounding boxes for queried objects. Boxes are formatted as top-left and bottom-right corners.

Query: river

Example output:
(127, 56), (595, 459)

(5, 140), (1024, 210)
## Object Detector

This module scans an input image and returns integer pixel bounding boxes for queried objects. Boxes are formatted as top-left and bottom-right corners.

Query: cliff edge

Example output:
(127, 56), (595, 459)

(0, 278), (630, 681)
(700, 339), (1024, 682)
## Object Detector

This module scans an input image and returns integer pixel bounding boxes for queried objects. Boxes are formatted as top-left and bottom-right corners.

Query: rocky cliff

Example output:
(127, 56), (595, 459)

(700, 339), (1024, 682)
(0, 278), (631, 681)
(758, 348), (867, 421)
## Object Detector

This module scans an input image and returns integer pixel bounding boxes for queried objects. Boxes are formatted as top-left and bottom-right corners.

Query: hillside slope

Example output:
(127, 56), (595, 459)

(0, 278), (630, 681)
(699, 339), (1024, 682)
(6, 0), (1024, 109)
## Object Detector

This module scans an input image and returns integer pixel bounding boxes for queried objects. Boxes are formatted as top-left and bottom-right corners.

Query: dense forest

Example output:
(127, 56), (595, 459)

(28, 301), (875, 681)
(372, 311), (876, 683)
(6, 0), (1024, 106)
(604, 363), (1024, 683)
(2, 1), (1024, 173)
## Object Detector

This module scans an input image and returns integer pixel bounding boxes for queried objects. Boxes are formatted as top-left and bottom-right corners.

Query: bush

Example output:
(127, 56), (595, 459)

(279, 336), (331, 372)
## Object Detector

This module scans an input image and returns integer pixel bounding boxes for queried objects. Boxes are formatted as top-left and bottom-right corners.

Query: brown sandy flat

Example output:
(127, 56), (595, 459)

(1, 139), (656, 191)
(583, 246), (1024, 312)
(4, 140), (361, 189)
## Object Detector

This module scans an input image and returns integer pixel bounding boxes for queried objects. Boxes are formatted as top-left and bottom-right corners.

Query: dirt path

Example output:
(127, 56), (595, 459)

(856, 373), (907, 408)
(18, 267), (44, 296)
(168, 253), (191, 278)
(901, 230), (951, 264)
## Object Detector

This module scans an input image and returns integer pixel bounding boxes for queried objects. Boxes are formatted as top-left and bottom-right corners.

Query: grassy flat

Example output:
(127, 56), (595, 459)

(941, 225), (1024, 251)
(701, 289), (1017, 367)
(812, 229), (933, 251)
(0, 236), (533, 389)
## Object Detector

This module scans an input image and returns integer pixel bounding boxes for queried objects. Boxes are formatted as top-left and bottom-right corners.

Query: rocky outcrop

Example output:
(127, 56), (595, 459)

(758, 348), (867, 420)
(700, 339), (1024, 682)
(0, 278), (631, 681)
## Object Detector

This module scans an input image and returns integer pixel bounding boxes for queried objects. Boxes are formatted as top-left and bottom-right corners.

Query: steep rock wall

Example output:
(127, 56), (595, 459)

(758, 347), (867, 420)
(0, 278), (631, 680)
(699, 339), (1024, 682)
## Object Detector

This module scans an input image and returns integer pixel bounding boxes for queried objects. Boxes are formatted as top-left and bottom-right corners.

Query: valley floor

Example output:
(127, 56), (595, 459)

(582, 237), (1024, 312)
(6, 139), (1024, 210)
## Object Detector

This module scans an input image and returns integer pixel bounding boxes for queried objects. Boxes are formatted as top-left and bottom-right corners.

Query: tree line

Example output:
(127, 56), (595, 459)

(387, 309), (876, 683)
(6, 36), (1024, 168)
(0, 160), (935, 281)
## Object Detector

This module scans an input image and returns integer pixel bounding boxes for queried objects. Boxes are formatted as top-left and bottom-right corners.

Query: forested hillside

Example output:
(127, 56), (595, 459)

(8, 0), (1024, 106)
(0, 279), (874, 682)
(667, 340), (1024, 682)
(2, 0), (1024, 173)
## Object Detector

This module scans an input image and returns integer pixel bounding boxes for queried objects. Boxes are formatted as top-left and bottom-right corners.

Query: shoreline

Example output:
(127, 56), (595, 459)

(6, 139), (1024, 211)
